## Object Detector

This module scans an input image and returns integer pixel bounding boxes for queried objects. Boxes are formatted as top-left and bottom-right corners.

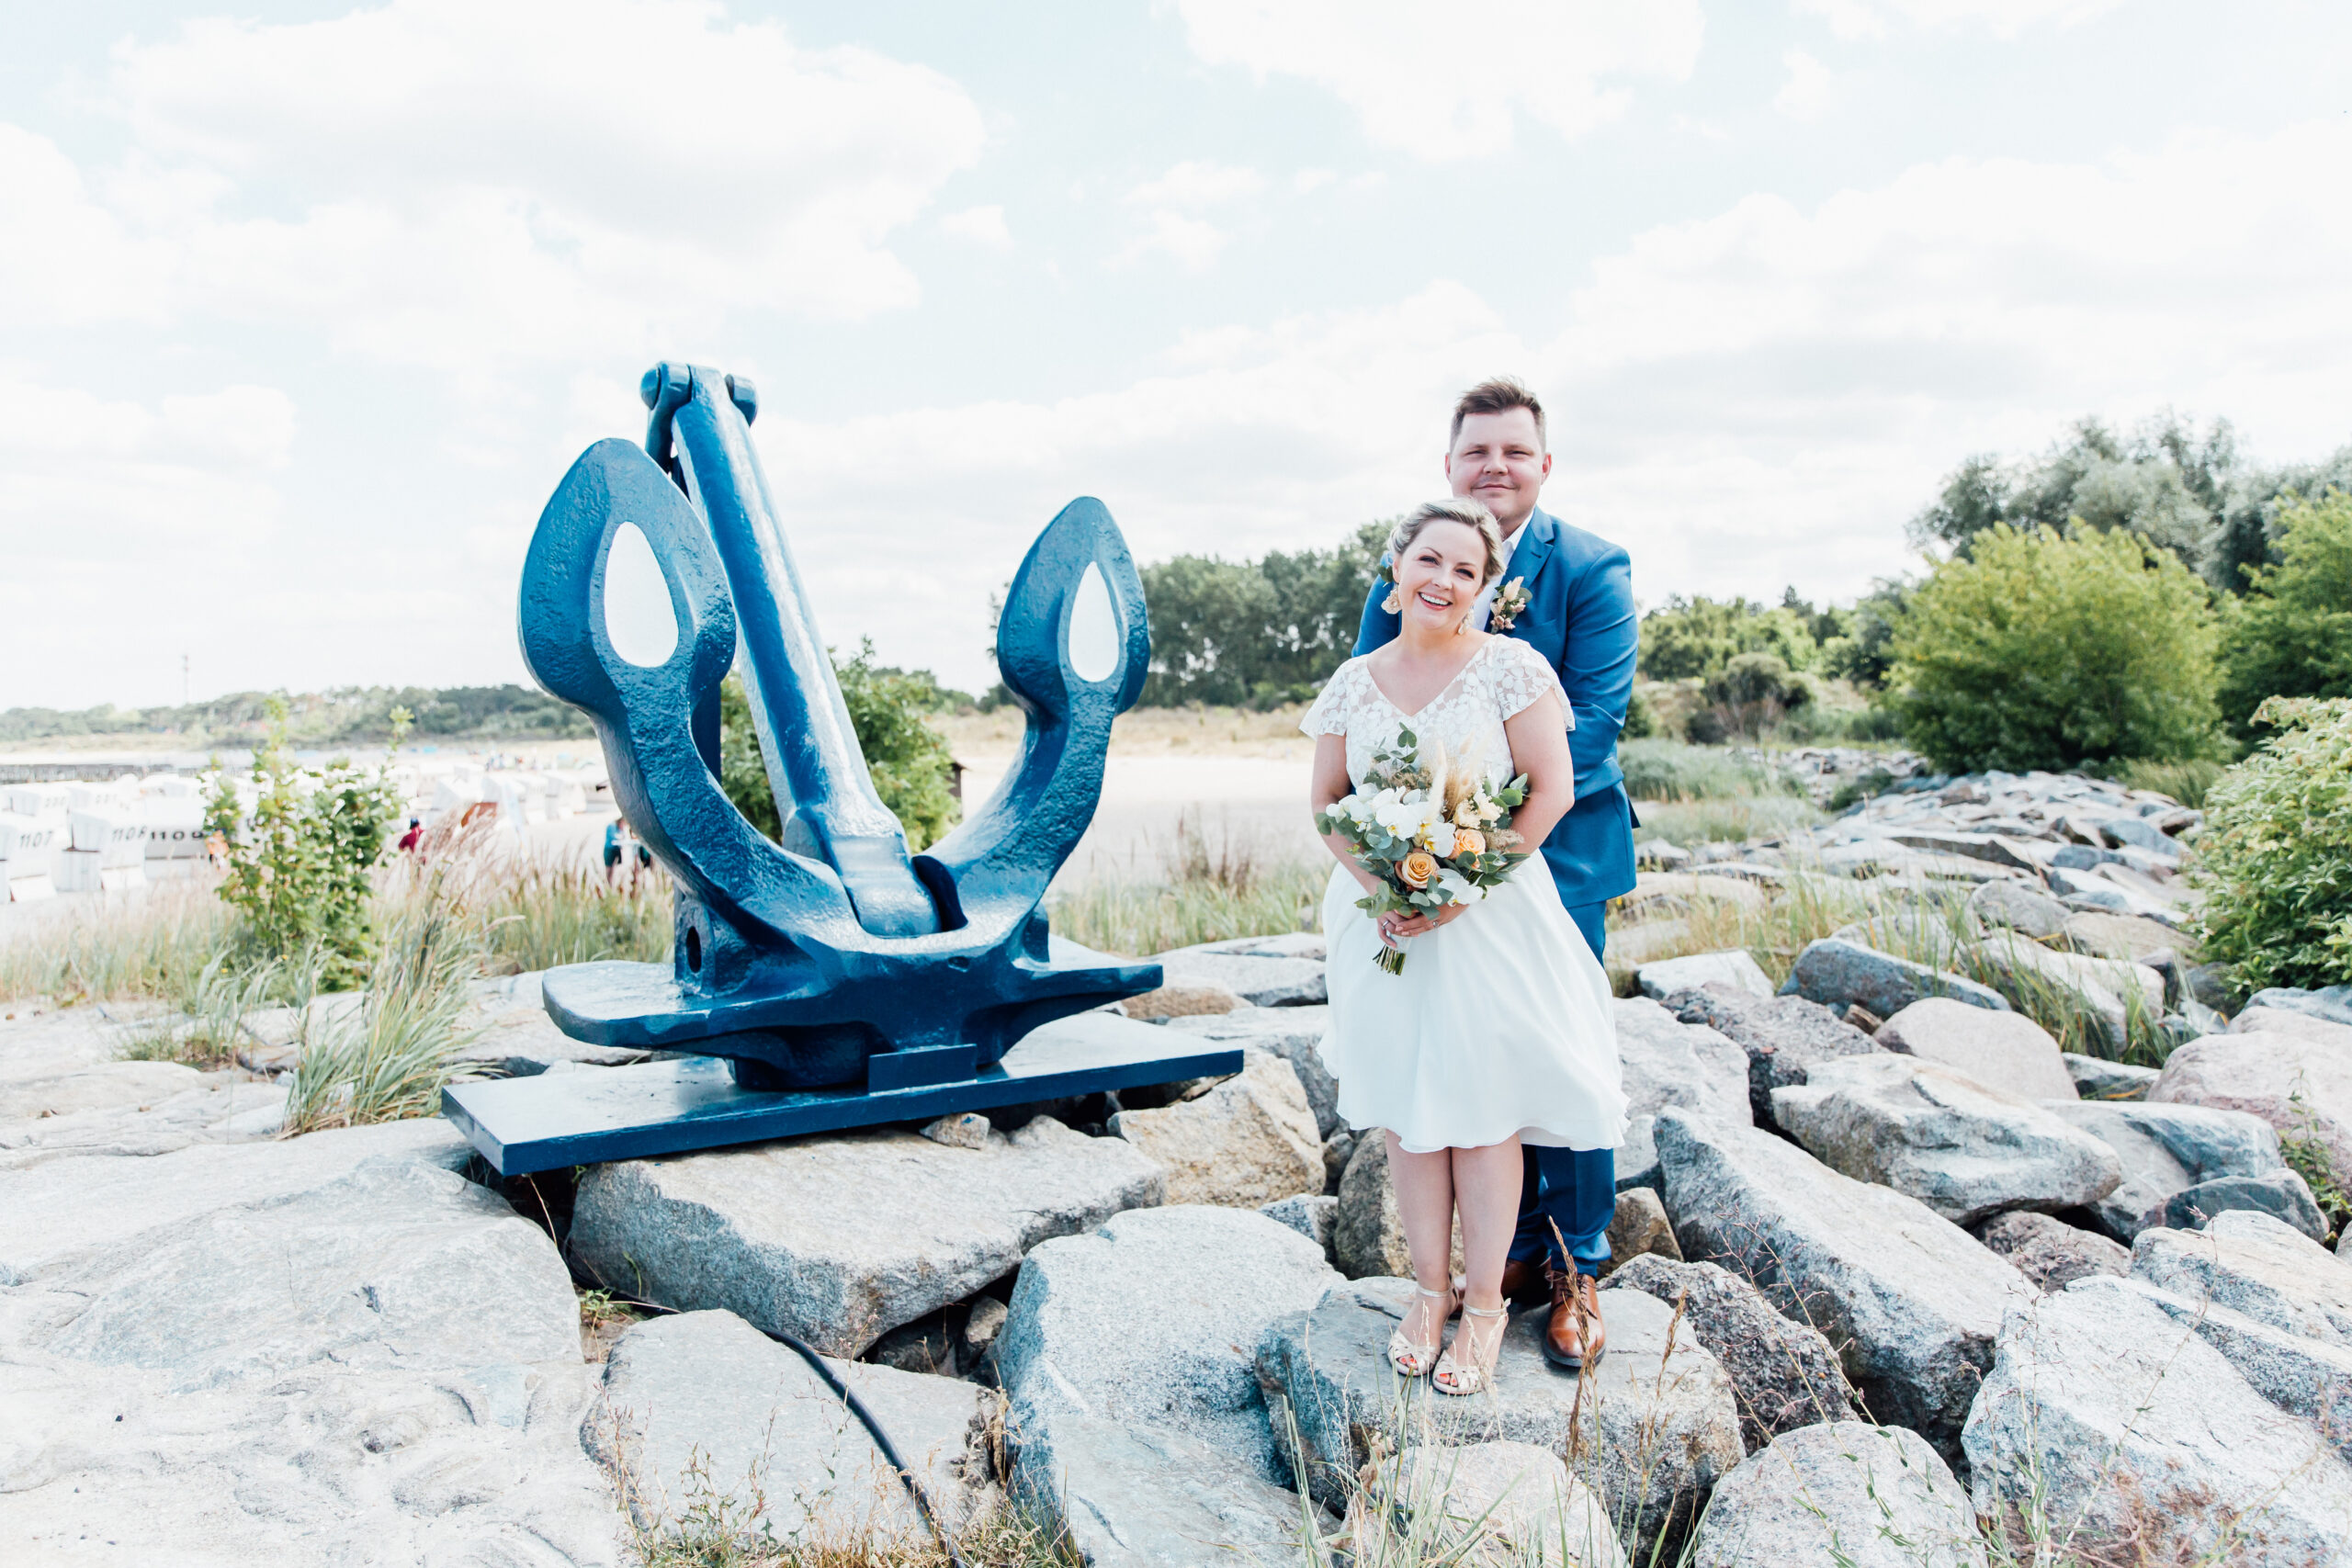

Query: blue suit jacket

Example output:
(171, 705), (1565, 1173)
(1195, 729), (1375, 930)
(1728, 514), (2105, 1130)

(1351, 506), (1638, 912)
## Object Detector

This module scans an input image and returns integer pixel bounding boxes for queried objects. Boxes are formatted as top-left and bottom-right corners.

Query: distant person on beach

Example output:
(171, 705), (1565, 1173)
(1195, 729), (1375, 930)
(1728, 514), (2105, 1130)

(397, 818), (424, 855)
(605, 817), (650, 886)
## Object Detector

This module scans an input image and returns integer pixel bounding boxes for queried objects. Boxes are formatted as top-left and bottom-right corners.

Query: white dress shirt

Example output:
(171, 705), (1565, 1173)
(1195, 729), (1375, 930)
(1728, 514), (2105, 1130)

(1469, 521), (1527, 633)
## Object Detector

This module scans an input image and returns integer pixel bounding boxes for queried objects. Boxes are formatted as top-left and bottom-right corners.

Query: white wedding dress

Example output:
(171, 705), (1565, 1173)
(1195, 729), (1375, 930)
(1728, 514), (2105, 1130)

(1304, 637), (1626, 1155)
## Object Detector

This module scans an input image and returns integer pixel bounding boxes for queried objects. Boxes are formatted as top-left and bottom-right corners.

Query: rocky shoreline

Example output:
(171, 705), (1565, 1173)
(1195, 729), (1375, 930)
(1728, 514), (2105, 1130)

(6, 771), (2352, 1564)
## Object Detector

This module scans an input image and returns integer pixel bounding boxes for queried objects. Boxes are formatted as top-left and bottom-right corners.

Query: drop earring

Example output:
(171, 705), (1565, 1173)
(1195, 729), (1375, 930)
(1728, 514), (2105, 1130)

(1455, 614), (1471, 636)
(1382, 584), (1402, 614)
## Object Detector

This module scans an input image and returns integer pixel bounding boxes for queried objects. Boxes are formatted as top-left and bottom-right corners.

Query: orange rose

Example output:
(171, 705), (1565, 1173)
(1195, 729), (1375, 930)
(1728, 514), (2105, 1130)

(1453, 828), (1487, 858)
(1398, 851), (1437, 889)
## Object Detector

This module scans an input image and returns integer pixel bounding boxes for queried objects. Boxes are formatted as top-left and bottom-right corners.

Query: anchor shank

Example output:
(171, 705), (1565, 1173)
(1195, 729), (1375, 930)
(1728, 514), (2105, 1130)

(668, 368), (938, 937)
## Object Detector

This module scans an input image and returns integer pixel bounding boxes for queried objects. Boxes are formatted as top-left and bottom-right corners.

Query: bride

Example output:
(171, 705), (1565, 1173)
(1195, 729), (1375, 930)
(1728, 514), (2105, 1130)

(1303, 498), (1626, 1394)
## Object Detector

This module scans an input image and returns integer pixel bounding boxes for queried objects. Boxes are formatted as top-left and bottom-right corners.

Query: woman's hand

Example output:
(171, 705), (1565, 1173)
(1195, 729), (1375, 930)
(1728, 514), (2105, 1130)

(1376, 900), (1471, 945)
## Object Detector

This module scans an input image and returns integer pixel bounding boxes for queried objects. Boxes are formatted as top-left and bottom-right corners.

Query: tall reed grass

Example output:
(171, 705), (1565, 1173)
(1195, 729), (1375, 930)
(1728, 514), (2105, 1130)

(282, 897), (481, 1134)
(1048, 808), (1324, 957)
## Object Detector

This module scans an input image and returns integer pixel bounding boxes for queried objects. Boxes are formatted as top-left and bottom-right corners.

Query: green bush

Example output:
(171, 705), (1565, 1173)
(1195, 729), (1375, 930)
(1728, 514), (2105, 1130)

(718, 642), (962, 852)
(204, 699), (408, 987)
(1699, 652), (1811, 740)
(1638, 594), (1822, 681)
(2217, 489), (2352, 736)
(1888, 523), (2222, 773)
(2108, 757), (2225, 810)
(2189, 697), (2352, 996)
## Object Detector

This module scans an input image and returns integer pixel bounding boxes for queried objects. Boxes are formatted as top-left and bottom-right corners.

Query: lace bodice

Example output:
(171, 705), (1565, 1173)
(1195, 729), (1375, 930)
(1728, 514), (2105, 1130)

(1301, 637), (1572, 791)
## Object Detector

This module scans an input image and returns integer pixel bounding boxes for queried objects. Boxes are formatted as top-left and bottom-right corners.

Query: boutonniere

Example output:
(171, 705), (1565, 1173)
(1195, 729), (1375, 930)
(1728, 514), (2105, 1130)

(1489, 577), (1530, 632)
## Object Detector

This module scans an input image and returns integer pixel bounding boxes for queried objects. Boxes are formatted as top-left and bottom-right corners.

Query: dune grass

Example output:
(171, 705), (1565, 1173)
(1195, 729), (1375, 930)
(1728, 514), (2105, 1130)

(1047, 807), (1324, 958)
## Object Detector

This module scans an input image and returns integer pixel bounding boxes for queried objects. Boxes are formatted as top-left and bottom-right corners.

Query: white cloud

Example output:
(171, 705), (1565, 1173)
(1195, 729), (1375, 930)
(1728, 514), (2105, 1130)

(741, 118), (2352, 691)
(1794, 0), (2126, 40)
(1172, 0), (1704, 160)
(1774, 49), (1835, 120)
(1114, 161), (1267, 270)
(1125, 160), (1267, 209)
(1292, 168), (1338, 194)
(6, 0), (985, 372)
(940, 204), (1012, 247)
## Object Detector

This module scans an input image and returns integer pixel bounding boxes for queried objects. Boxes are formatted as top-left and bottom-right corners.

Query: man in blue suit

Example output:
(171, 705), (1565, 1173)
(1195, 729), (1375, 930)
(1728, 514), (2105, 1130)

(1352, 376), (1637, 1368)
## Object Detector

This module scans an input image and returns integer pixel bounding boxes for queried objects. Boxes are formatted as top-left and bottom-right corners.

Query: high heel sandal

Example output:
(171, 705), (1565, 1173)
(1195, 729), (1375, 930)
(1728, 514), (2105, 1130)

(1387, 1285), (1454, 1378)
(1432, 1303), (1508, 1396)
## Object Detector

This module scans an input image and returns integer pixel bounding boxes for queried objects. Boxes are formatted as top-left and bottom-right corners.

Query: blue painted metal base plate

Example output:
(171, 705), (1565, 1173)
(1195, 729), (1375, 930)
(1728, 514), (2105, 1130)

(441, 1010), (1242, 1177)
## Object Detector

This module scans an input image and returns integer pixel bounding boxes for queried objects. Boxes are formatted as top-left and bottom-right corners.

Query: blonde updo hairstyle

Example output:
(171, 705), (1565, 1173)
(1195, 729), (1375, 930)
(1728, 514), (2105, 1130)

(1386, 497), (1507, 592)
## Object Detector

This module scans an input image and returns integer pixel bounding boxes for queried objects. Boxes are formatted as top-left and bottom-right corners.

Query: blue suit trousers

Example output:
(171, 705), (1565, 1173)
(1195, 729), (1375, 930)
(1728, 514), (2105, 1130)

(1510, 899), (1616, 1277)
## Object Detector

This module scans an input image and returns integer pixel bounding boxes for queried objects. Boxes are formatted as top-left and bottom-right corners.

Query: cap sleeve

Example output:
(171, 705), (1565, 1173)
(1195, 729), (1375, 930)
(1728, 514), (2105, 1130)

(1491, 638), (1572, 727)
(1301, 660), (1356, 738)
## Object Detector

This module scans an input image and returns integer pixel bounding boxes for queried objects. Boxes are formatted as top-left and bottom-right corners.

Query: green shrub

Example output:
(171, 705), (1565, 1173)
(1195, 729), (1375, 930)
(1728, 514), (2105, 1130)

(1638, 593), (1821, 681)
(718, 642), (963, 852)
(1699, 652), (1811, 740)
(205, 698), (408, 987)
(2189, 696), (2352, 995)
(1889, 523), (2222, 773)
(2217, 489), (2352, 736)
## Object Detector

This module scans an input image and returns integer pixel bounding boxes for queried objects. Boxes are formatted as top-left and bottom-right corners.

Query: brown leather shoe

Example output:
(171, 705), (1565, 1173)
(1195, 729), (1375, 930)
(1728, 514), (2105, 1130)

(1541, 1268), (1607, 1371)
(1498, 1256), (1550, 1307)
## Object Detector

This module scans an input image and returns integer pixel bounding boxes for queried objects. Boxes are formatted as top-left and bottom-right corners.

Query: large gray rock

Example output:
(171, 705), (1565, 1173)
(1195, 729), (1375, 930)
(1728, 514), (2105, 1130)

(1769, 1055), (2120, 1227)
(1962, 1277), (2352, 1561)
(1162, 1005), (1338, 1136)
(1381, 1442), (1628, 1568)
(1654, 1108), (2034, 1454)
(1261, 1279), (1742, 1563)
(0, 1114), (472, 1280)
(1259, 1192), (1337, 1258)
(1609, 997), (1755, 1190)
(45, 1154), (579, 1390)
(2233, 1003), (2352, 1046)
(1602, 1256), (1855, 1452)
(998, 1207), (1337, 1568)
(571, 1116), (1163, 1357)
(592, 1309), (1000, 1540)
(1007, 1413), (1313, 1568)
(1615, 993), (1752, 1123)
(2060, 909), (2194, 964)
(0, 1119), (617, 1564)
(998, 1205), (1337, 1484)
(2243, 983), (2352, 1031)
(2076, 1273), (2352, 1462)
(2153, 1029), (2352, 1186)
(1154, 942), (1326, 1008)
(1967, 878), (2069, 940)
(1663, 986), (1878, 1130)
(2040, 1099), (2285, 1242)
(1691, 1422), (1984, 1568)
(1109, 1051), (1322, 1207)
(1334, 1130), (1420, 1279)
(1874, 998), (2075, 1100)
(460, 973), (658, 1074)
(1780, 939), (2011, 1021)
(1969, 938), (2163, 1052)
(1604, 1186), (1680, 1272)
(1635, 950), (1771, 1000)
(1972, 1209), (2129, 1292)
(2161, 1169), (2328, 1241)
(2059, 1051), (2157, 1100)
(2131, 1210), (2352, 1345)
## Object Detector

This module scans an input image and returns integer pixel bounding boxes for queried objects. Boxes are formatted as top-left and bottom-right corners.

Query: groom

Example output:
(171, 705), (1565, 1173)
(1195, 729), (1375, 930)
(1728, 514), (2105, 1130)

(1352, 376), (1638, 1368)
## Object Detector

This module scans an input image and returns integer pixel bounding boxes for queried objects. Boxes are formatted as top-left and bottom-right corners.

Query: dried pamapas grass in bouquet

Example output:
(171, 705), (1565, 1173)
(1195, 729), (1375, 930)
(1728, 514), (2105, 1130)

(1315, 727), (1532, 974)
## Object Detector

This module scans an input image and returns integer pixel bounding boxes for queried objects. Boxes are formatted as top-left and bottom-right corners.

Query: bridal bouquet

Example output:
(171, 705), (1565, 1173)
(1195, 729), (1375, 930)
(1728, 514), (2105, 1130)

(1315, 727), (1532, 975)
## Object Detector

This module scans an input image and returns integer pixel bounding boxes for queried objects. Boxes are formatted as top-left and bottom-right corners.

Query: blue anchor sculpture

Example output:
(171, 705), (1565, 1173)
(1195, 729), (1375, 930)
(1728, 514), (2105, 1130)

(440, 362), (1238, 1175)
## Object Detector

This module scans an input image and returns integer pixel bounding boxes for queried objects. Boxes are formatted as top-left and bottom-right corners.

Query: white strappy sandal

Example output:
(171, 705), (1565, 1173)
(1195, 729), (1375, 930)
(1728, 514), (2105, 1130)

(1388, 1285), (1454, 1378)
(1432, 1302), (1508, 1396)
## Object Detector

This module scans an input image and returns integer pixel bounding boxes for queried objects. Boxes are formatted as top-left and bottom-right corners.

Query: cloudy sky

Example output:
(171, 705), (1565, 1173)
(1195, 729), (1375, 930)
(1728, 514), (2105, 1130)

(5, 0), (2348, 707)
